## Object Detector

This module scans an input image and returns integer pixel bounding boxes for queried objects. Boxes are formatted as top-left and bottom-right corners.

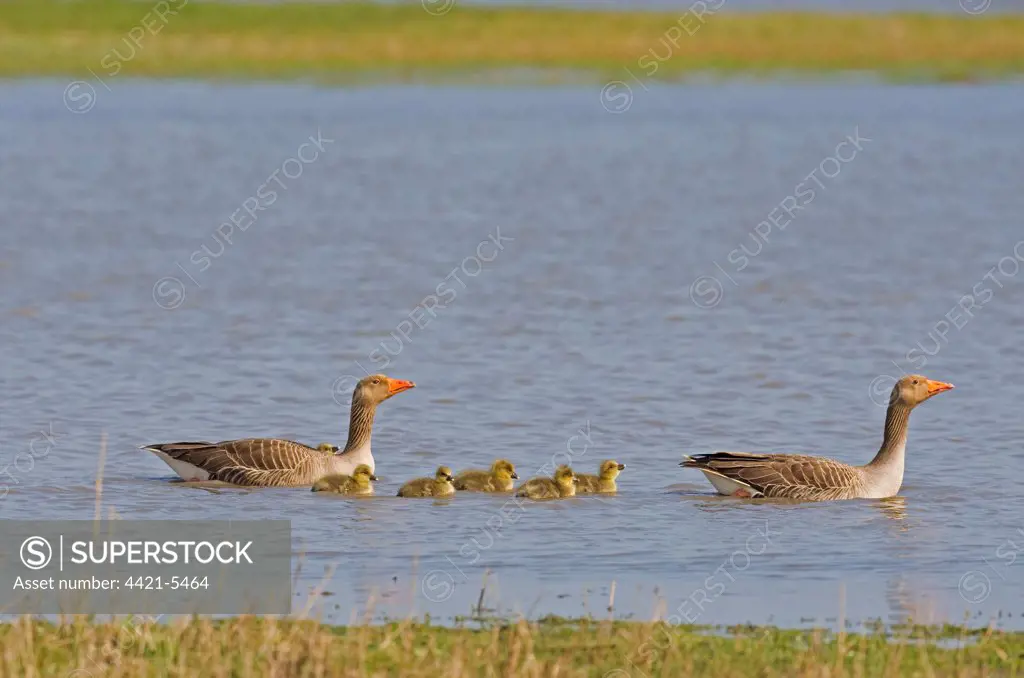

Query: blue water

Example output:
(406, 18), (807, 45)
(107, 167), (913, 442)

(2, 80), (1024, 628)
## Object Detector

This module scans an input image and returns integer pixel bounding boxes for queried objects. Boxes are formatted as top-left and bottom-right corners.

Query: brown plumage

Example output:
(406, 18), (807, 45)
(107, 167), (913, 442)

(397, 466), (455, 498)
(576, 460), (625, 494)
(682, 375), (954, 501)
(453, 459), (518, 492)
(143, 439), (343, 487)
(515, 465), (578, 500)
(142, 374), (415, 486)
(682, 451), (863, 500)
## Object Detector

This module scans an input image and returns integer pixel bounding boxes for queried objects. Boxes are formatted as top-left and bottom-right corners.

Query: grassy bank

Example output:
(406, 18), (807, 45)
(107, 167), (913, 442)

(1, 616), (1020, 677)
(2, 1), (1024, 82)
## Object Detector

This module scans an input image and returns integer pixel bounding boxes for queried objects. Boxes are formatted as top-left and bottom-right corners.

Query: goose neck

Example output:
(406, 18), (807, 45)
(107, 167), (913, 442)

(342, 399), (376, 453)
(865, 402), (912, 470)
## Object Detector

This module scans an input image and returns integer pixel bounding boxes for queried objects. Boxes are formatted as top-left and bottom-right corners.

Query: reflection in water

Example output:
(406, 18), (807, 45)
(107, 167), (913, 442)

(887, 577), (913, 625)
(886, 576), (940, 627)
(171, 480), (254, 494)
(877, 496), (907, 522)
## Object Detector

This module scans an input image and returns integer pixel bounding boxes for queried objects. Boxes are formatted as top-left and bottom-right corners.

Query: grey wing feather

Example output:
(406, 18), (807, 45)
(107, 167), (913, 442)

(146, 439), (319, 486)
(683, 452), (860, 500)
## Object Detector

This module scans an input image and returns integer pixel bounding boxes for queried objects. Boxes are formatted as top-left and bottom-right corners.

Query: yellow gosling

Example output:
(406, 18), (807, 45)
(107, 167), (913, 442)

(453, 459), (518, 492)
(515, 465), (577, 500)
(397, 465), (456, 498)
(311, 464), (376, 495)
(576, 460), (625, 494)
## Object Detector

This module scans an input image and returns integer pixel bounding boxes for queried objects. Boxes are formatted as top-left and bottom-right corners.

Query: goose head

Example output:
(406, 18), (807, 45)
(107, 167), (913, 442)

(889, 375), (954, 408)
(554, 465), (576, 489)
(353, 374), (416, 406)
(491, 458), (518, 480)
(599, 459), (625, 481)
(352, 464), (378, 485)
(436, 465), (455, 483)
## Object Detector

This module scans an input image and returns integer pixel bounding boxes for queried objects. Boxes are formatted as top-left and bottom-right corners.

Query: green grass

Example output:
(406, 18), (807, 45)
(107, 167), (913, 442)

(2, 616), (1021, 677)
(2, 0), (1024, 82)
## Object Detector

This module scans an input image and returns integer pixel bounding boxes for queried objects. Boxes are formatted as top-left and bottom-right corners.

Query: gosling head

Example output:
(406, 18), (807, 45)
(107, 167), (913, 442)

(554, 465), (576, 488)
(889, 375), (954, 408)
(316, 442), (339, 453)
(491, 458), (518, 480)
(599, 459), (625, 480)
(352, 464), (378, 484)
(352, 374), (416, 406)
(436, 465), (455, 483)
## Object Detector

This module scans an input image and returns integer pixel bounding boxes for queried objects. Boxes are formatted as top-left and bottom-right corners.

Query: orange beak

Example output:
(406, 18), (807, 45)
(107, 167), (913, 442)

(926, 379), (954, 395)
(386, 378), (416, 396)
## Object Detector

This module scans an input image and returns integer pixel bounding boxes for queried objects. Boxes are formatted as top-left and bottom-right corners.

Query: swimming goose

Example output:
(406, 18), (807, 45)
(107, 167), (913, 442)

(141, 374), (415, 486)
(515, 465), (578, 499)
(681, 374), (953, 501)
(397, 466), (456, 498)
(311, 464), (377, 495)
(453, 459), (518, 492)
(576, 460), (625, 494)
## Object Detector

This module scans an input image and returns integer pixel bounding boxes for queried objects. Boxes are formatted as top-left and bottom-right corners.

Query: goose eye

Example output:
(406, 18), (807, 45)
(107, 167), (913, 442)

(913, 379), (919, 385)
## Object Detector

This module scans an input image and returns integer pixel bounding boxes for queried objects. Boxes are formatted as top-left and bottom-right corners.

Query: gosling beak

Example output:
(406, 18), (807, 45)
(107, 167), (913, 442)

(369, 474), (379, 482)
(387, 378), (416, 396)
(511, 472), (519, 479)
(447, 475), (454, 482)
(926, 379), (954, 396)
(617, 463), (625, 470)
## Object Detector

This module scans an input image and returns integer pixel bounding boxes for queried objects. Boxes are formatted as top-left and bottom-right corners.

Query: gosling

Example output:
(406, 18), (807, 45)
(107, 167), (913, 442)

(576, 460), (625, 494)
(311, 464), (376, 495)
(515, 465), (578, 500)
(453, 459), (518, 492)
(315, 442), (339, 453)
(397, 466), (456, 498)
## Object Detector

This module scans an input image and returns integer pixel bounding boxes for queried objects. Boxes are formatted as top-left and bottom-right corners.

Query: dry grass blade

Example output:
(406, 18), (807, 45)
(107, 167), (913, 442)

(3, 616), (1017, 677)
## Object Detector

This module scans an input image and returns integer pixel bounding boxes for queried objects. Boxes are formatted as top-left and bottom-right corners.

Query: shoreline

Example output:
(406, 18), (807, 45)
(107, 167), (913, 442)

(3, 616), (1018, 676)
(2, 1), (1024, 83)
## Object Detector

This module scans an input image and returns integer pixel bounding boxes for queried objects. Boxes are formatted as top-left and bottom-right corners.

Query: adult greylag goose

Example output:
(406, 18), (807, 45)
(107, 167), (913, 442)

(576, 460), (625, 494)
(141, 374), (414, 486)
(515, 465), (578, 500)
(681, 375), (952, 501)
(453, 459), (518, 492)
(397, 466), (456, 498)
